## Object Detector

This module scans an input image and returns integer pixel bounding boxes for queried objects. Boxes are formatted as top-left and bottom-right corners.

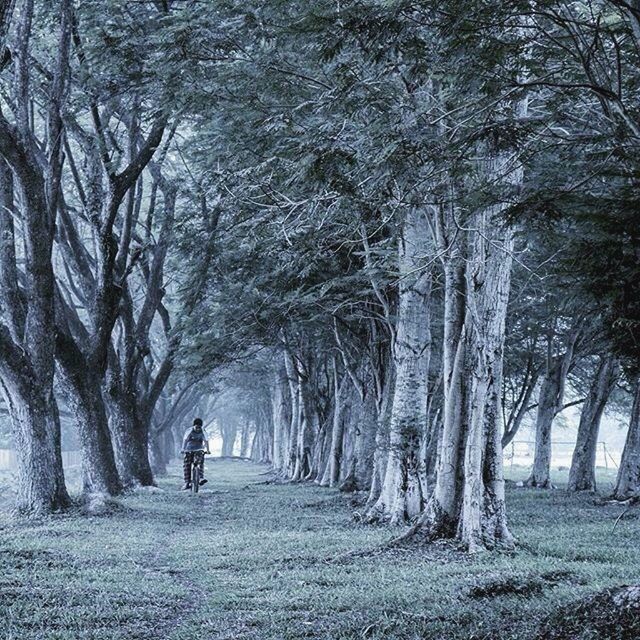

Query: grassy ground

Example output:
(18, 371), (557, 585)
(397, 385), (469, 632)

(0, 460), (638, 640)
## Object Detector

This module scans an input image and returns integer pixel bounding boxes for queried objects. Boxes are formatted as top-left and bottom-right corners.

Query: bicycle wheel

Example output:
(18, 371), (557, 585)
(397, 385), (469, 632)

(191, 463), (200, 493)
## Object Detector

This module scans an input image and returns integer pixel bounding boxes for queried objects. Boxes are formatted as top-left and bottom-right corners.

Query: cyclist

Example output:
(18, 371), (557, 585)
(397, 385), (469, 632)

(181, 418), (210, 490)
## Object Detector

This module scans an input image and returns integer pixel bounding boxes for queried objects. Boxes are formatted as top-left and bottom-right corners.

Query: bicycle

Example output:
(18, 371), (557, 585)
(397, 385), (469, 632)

(188, 449), (207, 494)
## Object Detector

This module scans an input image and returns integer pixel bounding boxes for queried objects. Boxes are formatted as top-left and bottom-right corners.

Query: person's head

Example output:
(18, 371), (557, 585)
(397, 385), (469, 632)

(193, 417), (203, 432)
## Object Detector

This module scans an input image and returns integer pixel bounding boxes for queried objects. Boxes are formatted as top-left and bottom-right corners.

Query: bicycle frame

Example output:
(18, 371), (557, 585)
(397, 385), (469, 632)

(189, 450), (206, 494)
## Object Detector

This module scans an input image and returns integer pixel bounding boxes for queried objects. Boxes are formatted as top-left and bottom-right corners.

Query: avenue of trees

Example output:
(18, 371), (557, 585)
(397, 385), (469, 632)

(0, 0), (639, 552)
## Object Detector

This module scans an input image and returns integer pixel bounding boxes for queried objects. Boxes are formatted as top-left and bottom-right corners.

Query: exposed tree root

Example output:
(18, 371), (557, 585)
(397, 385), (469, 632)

(535, 584), (640, 640)
(468, 569), (580, 599)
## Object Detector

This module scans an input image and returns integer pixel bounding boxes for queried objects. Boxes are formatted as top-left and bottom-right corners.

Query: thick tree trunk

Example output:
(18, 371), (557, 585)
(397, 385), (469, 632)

(526, 372), (558, 488)
(56, 338), (122, 496)
(421, 254), (467, 538)
(455, 209), (515, 550)
(454, 195), (518, 551)
(367, 209), (432, 524)
(418, 144), (521, 550)
(365, 364), (394, 510)
(0, 3), (71, 515)
(354, 391), (378, 491)
(527, 326), (579, 488)
(251, 419), (271, 463)
(314, 416), (332, 485)
(158, 429), (175, 472)
(322, 364), (347, 487)
(474, 358), (512, 546)
(457, 165), (521, 550)
(271, 362), (290, 471)
(613, 379), (640, 500)
(107, 393), (155, 487)
(0, 379), (70, 515)
(568, 355), (617, 492)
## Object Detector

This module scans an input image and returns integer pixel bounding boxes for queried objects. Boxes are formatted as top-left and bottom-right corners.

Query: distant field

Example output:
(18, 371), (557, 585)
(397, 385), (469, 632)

(0, 459), (638, 639)
(504, 464), (620, 490)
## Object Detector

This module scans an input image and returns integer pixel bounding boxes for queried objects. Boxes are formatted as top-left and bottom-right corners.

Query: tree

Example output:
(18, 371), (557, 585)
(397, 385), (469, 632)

(0, 0), (71, 514)
(568, 354), (619, 492)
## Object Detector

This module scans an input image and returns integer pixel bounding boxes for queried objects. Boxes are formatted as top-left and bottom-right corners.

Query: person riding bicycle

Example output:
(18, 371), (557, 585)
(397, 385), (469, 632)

(181, 418), (210, 490)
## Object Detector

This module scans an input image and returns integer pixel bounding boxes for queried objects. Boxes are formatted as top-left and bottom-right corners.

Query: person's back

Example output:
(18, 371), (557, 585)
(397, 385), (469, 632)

(181, 418), (210, 489)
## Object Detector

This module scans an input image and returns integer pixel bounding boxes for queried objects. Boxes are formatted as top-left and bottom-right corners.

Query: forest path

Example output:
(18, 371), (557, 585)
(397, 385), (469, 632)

(1, 459), (639, 640)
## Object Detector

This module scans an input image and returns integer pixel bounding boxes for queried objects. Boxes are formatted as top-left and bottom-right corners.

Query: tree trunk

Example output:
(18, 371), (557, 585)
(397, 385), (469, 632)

(240, 421), (251, 458)
(271, 362), (290, 471)
(0, 378), (70, 515)
(354, 390), (378, 491)
(292, 361), (314, 481)
(149, 429), (168, 476)
(284, 349), (300, 477)
(367, 209), (432, 524)
(322, 363), (347, 487)
(526, 371), (558, 488)
(0, 2), (72, 515)
(162, 429), (175, 470)
(365, 362), (394, 510)
(251, 419), (271, 463)
(613, 379), (640, 500)
(221, 421), (238, 456)
(457, 160), (521, 550)
(418, 144), (521, 550)
(527, 325), (580, 488)
(55, 336), (122, 496)
(568, 355), (618, 492)
(250, 422), (261, 460)
(107, 393), (155, 487)
(420, 254), (467, 538)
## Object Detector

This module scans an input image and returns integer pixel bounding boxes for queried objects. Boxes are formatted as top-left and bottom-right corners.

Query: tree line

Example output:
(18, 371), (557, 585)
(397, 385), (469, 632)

(0, 0), (638, 552)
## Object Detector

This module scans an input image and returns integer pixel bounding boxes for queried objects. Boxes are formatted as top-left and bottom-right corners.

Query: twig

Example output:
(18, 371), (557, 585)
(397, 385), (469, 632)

(612, 506), (632, 532)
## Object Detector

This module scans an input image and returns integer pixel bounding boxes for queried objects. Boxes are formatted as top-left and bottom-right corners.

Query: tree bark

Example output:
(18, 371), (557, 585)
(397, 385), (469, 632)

(455, 204), (516, 551)
(322, 361), (347, 487)
(284, 348), (300, 476)
(271, 361), (290, 472)
(420, 251), (467, 538)
(613, 378), (640, 500)
(568, 355), (618, 492)
(291, 355), (314, 481)
(354, 390), (378, 491)
(365, 358), (394, 510)
(0, 1), (72, 514)
(292, 381), (313, 480)
(526, 326), (579, 488)
(240, 421), (251, 458)
(0, 372), (69, 515)
(105, 384), (154, 487)
(367, 209), (432, 524)
(55, 331), (123, 495)
(527, 370), (559, 488)
(416, 133), (522, 549)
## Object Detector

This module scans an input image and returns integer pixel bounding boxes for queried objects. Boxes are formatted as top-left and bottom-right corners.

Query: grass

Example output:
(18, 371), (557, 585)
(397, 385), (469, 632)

(0, 460), (638, 640)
